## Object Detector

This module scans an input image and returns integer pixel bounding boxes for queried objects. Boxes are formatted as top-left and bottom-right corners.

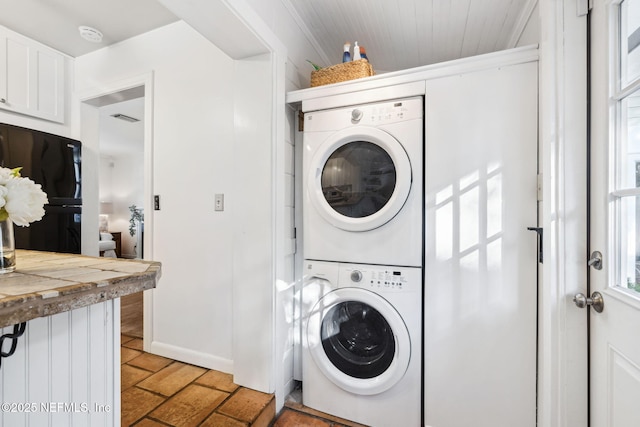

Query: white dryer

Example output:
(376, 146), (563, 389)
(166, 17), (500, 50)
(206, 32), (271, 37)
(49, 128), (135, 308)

(302, 97), (423, 267)
(301, 260), (421, 427)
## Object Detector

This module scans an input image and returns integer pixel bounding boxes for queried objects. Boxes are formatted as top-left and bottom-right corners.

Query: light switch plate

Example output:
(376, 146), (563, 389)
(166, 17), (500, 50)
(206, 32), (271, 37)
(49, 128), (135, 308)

(214, 194), (224, 211)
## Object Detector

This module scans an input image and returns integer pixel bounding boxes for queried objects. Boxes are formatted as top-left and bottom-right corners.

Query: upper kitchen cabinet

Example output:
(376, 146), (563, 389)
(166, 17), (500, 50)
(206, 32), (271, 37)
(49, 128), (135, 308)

(0, 26), (65, 123)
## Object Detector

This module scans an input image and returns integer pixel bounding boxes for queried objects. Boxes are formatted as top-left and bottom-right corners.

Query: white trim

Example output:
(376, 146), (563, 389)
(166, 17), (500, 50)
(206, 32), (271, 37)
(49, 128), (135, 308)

(147, 340), (234, 373)
(112, 298), (121, 421)
(538, 0), (588, 426)
(272, 49), (290, 411)
(613, 77), (640, 100)
(611, 187), (640, 197)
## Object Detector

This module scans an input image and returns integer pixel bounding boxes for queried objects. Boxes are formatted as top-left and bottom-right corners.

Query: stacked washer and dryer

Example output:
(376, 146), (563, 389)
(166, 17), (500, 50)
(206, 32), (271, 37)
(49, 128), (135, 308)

(301, 96), (424, 427)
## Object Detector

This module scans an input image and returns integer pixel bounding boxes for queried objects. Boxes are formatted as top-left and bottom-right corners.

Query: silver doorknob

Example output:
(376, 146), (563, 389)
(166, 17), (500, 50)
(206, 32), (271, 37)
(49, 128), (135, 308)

(573, 291), (604, 313)
(0, 98), (6, 104)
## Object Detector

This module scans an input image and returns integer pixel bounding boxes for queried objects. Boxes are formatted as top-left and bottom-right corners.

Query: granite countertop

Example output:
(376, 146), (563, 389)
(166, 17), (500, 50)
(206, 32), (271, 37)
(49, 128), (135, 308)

(0, 250), (161, 328)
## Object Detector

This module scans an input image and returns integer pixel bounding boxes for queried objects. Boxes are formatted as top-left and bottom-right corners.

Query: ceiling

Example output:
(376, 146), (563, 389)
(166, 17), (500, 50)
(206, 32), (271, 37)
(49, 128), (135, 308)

(99, 98), (144, 157)
(279, 0), (536, 72)
(0, 0), (179, 58)
(0, 0), (536, 72)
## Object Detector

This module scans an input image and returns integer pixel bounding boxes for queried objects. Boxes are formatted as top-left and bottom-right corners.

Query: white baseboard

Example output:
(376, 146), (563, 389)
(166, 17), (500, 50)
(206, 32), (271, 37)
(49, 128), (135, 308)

(147, 340), (234, 374)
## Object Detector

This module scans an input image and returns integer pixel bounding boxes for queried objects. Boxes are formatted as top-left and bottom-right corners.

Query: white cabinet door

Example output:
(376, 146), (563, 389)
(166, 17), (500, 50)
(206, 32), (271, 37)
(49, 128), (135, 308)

(0, 33), (30, 112)
(34, 47), (64, 122)
(0, 26), (65, 123)
(424, 61), (538, 427)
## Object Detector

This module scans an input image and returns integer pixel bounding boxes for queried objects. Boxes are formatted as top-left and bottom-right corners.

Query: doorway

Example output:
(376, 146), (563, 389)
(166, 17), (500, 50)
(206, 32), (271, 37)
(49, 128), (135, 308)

(98, 98), (145, 258)
(98, 97), (145, 337)
(79, 75), (154, 344)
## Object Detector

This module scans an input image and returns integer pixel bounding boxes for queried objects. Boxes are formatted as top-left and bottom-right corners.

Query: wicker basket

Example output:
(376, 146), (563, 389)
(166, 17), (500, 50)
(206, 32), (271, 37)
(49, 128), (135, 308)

(310, 59), (374, 87)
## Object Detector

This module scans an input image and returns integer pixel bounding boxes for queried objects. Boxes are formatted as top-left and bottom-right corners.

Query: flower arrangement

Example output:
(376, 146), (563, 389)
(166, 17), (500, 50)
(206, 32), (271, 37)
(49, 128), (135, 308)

(0, 167), (48, 226)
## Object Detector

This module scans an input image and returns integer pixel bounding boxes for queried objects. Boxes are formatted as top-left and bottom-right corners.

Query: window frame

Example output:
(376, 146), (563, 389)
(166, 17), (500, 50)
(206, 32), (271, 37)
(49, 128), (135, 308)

(610, 0), (640, 296)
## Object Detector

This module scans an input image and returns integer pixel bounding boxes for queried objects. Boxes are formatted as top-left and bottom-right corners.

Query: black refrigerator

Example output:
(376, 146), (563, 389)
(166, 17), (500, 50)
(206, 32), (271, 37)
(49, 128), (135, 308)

(0, 123), (82, 254)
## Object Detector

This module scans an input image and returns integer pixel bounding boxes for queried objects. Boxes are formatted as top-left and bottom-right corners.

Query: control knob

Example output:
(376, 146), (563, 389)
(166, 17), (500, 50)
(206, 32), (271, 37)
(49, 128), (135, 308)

(350, 270), (363, 282)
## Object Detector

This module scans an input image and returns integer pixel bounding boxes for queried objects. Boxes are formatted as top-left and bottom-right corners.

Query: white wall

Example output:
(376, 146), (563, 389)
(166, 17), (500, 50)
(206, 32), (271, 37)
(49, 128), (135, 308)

(244, 0), (327, 89)
(231, 52), (276, 392)
(238, 0), (325, 405)
(75, 21), (237, 371)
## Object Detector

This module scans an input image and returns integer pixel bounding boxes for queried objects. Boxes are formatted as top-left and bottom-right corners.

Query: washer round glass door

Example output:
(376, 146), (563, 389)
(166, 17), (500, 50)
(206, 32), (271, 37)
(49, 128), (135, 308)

(308, 126), (412, 231)
(306, 288), (411, 395)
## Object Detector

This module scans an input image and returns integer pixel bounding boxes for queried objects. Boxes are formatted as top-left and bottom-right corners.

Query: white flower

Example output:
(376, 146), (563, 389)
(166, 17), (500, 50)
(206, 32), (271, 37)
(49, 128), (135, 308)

(0, 185), (8, 210)
(0, 168), (14, 185)
(0, 167), (48, 226)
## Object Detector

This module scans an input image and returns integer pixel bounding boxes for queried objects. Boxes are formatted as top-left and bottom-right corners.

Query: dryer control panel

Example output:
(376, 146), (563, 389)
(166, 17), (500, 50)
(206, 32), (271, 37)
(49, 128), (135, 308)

(304, 96), (423, 132)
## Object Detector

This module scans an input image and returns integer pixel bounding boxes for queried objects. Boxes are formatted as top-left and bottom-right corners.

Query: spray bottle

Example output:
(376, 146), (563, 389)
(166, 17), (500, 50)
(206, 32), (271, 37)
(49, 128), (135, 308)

(353, 41), (361, 60)
(343, 42), (351, 62)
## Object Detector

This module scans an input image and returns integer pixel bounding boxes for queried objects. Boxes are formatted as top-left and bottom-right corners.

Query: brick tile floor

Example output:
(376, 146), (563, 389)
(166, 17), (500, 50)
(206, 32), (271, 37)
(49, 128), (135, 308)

(120, 334), (364, 426)
(121, 334), (274, 426)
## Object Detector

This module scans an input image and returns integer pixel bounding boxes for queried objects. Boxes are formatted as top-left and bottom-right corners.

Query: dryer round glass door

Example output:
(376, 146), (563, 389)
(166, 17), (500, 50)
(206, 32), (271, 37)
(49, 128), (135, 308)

(308, 126), (412, 232)
(306, 288), (411, 395)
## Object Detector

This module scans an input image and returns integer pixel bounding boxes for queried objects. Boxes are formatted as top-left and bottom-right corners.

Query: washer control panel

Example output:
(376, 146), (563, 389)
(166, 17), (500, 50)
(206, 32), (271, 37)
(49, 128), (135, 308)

(340, 264), (421, 293)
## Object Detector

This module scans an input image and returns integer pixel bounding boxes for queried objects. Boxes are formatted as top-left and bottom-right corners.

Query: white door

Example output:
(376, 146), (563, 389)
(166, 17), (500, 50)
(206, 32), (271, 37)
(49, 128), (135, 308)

(589, 0), (640, 425)
(424, 60), (538, 427)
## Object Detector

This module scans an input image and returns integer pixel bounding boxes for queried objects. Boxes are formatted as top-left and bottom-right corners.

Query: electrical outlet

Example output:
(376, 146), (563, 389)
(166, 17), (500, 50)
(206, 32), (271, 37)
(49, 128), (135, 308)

(214, 194), (224, 211)
(154, 195), (160, 210)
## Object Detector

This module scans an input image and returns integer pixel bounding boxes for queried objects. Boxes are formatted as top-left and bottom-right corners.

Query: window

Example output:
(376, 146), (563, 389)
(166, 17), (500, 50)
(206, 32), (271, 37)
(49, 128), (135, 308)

(621, 0), (640, 86)
(613, 0), (640, 292)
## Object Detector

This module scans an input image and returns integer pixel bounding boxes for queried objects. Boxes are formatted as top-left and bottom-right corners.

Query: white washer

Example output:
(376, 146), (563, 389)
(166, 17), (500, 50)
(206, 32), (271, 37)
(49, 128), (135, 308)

(303, 97), (423, 267)
(301, 260), (421, 427)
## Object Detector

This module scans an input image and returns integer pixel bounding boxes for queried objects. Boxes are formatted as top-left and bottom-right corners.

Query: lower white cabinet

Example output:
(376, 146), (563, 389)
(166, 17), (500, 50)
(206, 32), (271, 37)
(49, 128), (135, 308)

(0, 26), (65, 123)
(0, 300), (119, 426)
